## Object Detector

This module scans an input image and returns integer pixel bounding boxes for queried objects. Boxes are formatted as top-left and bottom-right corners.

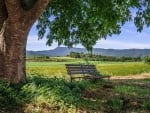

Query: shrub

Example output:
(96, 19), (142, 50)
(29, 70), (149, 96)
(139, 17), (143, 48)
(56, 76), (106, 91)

(143, 56), (150, 64)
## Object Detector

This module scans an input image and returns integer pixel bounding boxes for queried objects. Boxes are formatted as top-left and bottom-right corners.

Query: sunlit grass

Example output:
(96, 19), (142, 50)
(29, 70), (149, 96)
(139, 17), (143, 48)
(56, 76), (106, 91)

(97, 62), (150, 76)
(26, 61), (150, 77)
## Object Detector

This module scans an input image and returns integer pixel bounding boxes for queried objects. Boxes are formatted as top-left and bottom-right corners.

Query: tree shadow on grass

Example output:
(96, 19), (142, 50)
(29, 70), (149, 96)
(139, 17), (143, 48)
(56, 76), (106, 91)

(0, 75), (106, 113)
(0, 80), (25, 113)
(110, 78), (150, 113)
(1, 76), (149, 113)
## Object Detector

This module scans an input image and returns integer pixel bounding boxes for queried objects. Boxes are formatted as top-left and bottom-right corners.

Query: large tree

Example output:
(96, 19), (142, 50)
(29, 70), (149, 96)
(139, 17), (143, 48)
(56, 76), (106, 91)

(0, 0), (49, 83)
(0, 0), (145, 83)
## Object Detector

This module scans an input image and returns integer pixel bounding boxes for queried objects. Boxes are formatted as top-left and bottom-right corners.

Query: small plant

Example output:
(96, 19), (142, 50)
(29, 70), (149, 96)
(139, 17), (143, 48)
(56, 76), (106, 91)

(106, 98), (122, 113)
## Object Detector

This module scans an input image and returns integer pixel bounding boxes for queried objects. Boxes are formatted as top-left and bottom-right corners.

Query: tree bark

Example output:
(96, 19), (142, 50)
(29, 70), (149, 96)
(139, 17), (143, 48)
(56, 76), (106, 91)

(0, 22), (5, 78)
(0, 20), (30, 83)
(0, 0), (7, 78)
(0, 0), (49, 83)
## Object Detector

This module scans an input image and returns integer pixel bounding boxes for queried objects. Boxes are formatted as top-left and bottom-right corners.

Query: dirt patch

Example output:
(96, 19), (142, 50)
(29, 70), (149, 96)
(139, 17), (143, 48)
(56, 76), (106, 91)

(110, 73), (150, 80)
(82, 83), (115, 100)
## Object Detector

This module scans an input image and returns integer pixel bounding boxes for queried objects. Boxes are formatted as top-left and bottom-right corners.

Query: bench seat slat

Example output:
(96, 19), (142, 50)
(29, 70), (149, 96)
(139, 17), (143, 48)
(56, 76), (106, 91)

(65, 64), (110, 82)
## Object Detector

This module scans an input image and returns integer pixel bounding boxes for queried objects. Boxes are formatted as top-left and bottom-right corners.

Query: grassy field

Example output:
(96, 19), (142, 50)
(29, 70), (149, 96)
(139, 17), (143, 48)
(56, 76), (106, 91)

(26, 61), (150, 78)
(0, 58), (150, 113)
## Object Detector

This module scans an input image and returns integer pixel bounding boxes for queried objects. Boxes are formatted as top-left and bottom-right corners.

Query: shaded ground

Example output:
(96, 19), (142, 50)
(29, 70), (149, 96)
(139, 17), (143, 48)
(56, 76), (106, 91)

(81, 79), (150, 113)
(0, 74), (150, 113)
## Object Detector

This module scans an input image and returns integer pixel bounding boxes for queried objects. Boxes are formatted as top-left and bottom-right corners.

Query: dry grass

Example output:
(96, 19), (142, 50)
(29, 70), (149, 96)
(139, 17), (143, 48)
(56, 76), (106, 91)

(110, 73), (150, 80)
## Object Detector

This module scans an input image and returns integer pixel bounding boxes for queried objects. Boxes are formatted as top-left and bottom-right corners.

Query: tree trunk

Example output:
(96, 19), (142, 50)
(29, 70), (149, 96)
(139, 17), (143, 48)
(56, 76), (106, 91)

(0, 0), (49, 83)
(0, 21), (30, 83)
(0, 22), (5, 78)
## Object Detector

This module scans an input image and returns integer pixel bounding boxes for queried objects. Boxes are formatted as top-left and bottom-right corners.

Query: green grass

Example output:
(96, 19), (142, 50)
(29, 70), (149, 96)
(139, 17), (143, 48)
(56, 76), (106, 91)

(1, 58), (150, 112)
(26, 61), (150, 77)
(0, 76), (150, 113)
(97, 62), (150, 76)
(106, 98), (122, 112)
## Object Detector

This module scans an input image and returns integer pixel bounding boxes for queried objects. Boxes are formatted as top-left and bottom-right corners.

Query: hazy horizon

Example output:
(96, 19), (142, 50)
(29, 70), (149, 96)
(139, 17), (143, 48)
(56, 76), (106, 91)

(27, 46), (150, 51)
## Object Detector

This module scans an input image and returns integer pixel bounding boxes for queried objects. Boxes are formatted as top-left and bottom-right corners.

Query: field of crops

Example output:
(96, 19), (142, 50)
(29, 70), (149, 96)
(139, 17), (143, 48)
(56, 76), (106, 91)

(26, 57), (150, 78)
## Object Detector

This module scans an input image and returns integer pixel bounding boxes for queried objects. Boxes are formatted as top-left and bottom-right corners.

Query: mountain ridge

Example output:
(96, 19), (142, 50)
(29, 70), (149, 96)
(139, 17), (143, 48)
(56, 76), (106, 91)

(26, 47), (150, 57)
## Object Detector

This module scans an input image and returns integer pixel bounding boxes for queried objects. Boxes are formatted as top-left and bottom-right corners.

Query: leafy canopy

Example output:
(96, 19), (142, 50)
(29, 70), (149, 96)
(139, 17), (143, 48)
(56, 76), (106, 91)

(134, 0), (150, 32)
(36, 0), (146, 51)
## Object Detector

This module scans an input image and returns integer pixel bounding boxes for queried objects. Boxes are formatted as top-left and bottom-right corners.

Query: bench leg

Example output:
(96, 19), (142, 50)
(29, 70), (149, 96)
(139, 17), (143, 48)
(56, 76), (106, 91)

(71, 78), (72, 82)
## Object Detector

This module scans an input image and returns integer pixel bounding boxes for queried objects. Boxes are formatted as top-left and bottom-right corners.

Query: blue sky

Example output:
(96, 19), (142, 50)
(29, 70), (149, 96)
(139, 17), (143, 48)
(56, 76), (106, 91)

(27, 21), (150, 51)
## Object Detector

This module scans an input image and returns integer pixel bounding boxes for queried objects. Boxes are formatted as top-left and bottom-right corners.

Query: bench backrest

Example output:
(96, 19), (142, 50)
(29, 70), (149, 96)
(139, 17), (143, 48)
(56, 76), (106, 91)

(65, 64), (97, 76)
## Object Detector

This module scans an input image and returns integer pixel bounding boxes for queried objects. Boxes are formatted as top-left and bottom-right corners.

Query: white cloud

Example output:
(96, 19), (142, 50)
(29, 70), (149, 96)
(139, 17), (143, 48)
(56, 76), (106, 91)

(94, 39), (150, 49)
(27, 35), (58, 51)
(27, 36), (150, 50)
(122, 28), (136, 34)
(27, 36), (46, 44)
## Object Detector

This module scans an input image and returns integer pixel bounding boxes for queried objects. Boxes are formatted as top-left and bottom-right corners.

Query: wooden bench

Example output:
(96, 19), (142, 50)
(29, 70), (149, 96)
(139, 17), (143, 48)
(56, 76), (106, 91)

(65, 64), (110, 82)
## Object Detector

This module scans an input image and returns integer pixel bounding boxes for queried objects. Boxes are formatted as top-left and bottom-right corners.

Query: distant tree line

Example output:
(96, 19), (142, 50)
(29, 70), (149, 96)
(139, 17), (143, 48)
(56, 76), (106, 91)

(26, 56), (70, 62)
(67, 51), (142, 62)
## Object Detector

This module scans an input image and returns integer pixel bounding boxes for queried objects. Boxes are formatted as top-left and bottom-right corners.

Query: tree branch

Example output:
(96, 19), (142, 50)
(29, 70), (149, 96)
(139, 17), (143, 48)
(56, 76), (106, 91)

(5, 0), (23, 23)
(4, 0), (49, 29)
(23, 0), (49, 27)
(0, 0), (7, 30)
